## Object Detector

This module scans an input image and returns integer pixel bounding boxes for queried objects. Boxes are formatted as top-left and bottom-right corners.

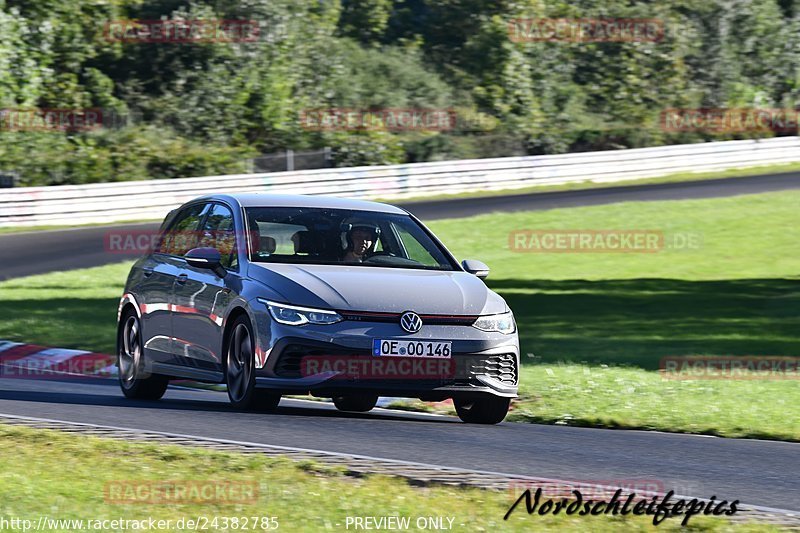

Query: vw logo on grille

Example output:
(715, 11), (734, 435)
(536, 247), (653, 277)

(400, 311), (422, 333)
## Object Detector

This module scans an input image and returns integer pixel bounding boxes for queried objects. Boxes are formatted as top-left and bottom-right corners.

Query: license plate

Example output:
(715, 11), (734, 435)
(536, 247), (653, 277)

(372, 339), (452, 358)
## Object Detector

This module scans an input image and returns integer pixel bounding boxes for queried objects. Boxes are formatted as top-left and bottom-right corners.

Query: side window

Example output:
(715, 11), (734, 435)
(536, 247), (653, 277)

(199, 204), (238, 269)
(158, 203), (208, 256)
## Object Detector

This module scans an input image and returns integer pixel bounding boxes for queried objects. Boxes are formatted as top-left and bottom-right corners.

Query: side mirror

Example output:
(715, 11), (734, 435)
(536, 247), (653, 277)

(462, 259), (490, 279)
(185, 247), (227, 278)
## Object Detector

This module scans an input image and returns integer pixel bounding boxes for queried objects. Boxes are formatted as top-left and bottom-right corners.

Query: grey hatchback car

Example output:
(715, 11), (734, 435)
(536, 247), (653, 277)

(117, 194), (519, 423)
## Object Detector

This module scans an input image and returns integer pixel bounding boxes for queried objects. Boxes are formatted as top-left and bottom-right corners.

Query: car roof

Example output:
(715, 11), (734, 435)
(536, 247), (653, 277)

(193, 193), (408, 214)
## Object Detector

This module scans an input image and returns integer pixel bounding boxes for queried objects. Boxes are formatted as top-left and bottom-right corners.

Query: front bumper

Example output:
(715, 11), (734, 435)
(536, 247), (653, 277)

(253, 333), (520, 399)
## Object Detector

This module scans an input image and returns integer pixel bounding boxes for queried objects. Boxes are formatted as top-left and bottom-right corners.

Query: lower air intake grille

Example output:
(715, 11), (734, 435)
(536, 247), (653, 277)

(274, 344), (368, 378)
(469, 354), (517, 385)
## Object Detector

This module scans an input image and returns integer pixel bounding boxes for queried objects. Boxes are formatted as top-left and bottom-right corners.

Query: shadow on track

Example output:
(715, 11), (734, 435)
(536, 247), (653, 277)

(0, 379), (458, 424)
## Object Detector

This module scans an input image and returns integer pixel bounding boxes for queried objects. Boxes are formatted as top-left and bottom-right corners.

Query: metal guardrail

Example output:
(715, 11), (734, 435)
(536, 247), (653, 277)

(1, 137), (798, 226)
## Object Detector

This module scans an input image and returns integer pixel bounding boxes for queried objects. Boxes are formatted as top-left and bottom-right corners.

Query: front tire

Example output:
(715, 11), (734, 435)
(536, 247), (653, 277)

(454, 395), (510, 424)
(225, 316), (280, 411)
(333, 394), (378, 413)
(118, 310), (169, 400)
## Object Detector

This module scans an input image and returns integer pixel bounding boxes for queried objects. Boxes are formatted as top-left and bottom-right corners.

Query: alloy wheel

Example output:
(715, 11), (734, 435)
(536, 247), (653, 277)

(227, 323), (252, 403)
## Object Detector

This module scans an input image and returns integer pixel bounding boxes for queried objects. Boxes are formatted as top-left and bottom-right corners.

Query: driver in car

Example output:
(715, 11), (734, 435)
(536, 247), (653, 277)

(341, 224), (379, 263)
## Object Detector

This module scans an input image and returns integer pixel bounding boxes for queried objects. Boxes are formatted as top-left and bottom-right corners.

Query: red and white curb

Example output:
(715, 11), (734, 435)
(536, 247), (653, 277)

(0, 340), (116, 379)
(0, 340), (213, 391)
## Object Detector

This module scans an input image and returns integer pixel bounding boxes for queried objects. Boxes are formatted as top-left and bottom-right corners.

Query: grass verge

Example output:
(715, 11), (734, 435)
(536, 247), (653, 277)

(429, 190), (800, 367)
(0, 423), (778, 532)
(508, 365), (799, 441)
(0, 263), (129, 353)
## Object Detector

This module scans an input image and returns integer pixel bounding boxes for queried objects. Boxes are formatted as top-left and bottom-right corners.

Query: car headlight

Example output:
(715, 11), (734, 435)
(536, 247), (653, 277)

(472, 311), (516, 334)
(259, 299), (343, 326)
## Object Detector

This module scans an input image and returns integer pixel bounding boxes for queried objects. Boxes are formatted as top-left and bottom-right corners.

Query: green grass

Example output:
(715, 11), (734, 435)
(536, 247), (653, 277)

(0, 263), (130, 353)
(509, 365), (800, 441)
(387, 362), (800, 441)
(425, 191), (800, 369)
(0, 423), (778, 532)
(0, 191), (798, 440)
(430, 190), (800, 281)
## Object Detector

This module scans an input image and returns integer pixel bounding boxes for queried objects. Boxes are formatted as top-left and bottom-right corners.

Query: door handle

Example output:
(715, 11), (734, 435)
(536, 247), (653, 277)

(176, 274), (188, 285)
(142, 267), (154, 278)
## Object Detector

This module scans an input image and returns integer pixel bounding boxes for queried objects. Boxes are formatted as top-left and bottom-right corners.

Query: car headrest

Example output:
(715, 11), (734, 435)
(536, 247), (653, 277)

(292, 231), (326, 254)
(259, 236), (276, 254)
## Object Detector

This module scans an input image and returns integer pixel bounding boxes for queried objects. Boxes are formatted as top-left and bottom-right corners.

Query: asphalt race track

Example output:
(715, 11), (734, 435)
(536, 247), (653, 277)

(1, 172), (799, 514)
(2, 171), (800, 281)
(1, 377), (798, 511)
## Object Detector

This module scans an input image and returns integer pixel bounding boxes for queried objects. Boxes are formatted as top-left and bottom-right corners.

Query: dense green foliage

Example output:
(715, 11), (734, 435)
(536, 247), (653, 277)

(1, 0), (799, 185)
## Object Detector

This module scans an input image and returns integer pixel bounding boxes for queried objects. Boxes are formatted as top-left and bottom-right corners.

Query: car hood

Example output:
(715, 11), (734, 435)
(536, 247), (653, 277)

(247, 263), (507, 315)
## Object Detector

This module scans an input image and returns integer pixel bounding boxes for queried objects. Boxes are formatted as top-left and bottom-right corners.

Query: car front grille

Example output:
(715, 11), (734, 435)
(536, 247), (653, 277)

(275, 345), (518, 387)
(338, 310), (478, 326)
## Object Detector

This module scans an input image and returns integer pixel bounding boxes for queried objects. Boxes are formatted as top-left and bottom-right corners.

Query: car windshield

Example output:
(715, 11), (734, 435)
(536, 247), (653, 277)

(245, 207), (457, 271)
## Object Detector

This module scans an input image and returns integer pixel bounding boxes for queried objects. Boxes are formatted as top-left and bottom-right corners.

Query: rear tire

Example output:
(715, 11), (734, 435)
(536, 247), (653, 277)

(225, 315), (281, 412)
(333, 394), (378, 413)
(118, 310), (169, 400)
(454, 395), (510, 424)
